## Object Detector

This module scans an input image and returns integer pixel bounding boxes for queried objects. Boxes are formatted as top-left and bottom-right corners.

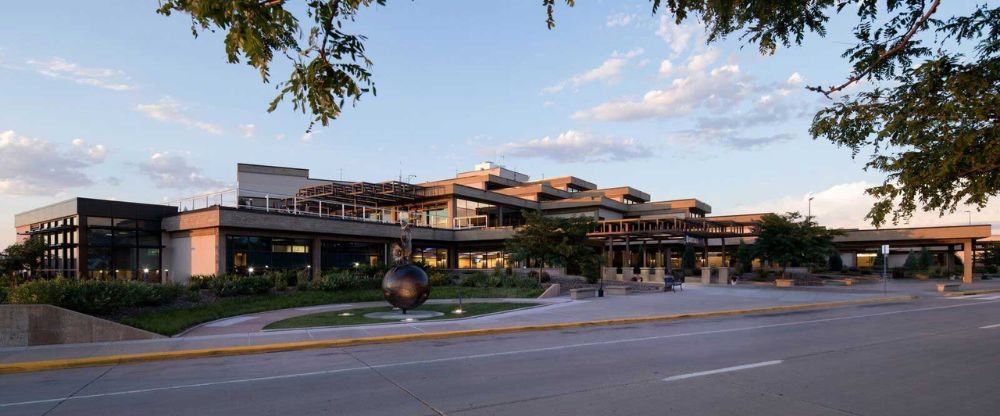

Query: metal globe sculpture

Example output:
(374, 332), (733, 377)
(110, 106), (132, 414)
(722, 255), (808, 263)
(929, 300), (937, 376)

(382, 263), (430, 312)
(382, 221), (430, 313)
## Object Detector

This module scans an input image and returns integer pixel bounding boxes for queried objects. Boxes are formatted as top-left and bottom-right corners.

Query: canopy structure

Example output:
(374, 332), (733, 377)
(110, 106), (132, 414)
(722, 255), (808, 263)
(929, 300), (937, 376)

(589, 217), (759, 240)
(295, 181), (425, 207)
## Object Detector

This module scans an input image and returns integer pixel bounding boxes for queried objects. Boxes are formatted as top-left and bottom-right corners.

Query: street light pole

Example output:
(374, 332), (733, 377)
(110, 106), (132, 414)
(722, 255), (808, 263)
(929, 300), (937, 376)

(808, 196), (815, 219)
(965, 210), (971, 225)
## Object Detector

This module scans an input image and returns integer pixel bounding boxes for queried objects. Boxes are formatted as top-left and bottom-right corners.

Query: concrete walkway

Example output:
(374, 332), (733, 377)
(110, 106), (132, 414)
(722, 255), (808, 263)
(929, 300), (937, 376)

(180, 298), (563, 337)
(0, 283), (907, 365)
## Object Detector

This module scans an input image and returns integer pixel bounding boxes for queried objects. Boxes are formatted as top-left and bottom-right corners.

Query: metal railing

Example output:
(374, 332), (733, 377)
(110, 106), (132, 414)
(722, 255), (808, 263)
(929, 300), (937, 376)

(167, 188), (451, 229)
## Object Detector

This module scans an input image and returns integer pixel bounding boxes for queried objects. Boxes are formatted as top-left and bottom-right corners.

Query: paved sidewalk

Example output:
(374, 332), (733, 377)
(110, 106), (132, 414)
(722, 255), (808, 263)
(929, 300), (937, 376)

(0, 284), (901, 364)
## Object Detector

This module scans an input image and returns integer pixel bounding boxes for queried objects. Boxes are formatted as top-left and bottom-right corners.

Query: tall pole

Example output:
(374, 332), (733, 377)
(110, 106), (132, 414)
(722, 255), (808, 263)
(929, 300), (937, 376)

(965, 210), (971, 225)
(808, 196), (814, 219)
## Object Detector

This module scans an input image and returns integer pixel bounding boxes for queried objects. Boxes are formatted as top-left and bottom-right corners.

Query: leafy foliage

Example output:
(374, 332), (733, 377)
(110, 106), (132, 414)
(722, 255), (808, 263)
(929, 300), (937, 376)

(312, 270), (381, 291)
(753, 212), (843, 275)
(8, 279), (184, 315)
(159, 1), (998, 225)
(157, 0), (381, 130)
(505, 210), (599, 279)
(736, 239), (754, 273)
(0, 237), (48, 277)
(828, 253), (844, 272)
(681, 243), (697, 271)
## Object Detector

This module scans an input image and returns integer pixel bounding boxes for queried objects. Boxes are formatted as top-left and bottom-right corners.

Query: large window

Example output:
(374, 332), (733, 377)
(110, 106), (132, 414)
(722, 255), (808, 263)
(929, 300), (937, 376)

(320, 241), (385, 271)
(85, 216), (161, 281)
(457, 249), (508, 269)
(412, 247), (448, 268)
(226, 236), (312, 274)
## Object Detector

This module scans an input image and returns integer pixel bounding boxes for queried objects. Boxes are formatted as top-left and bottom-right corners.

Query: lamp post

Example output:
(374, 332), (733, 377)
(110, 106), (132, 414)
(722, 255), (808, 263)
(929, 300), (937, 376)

(808, 196), (815, 219)
(143, 268), (149, 282)
(248, 267), (255, 276)
(964, 210), (971, 225)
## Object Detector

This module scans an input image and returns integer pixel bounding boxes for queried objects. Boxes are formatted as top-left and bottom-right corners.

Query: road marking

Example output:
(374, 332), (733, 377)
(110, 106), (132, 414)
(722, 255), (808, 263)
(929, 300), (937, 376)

(204, 317), (257, 327)
(980, 323), (1000, 329)
(662, 360), (782, 382)
(947, 295), (1000, 301)
(3, 299), (999, 408)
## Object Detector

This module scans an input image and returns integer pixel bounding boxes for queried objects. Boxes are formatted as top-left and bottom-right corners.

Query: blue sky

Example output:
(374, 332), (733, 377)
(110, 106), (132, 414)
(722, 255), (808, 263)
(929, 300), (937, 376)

(1, 1), (994, 247)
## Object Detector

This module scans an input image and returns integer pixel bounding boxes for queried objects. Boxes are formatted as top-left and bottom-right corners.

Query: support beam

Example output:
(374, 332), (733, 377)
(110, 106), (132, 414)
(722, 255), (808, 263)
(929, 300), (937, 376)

(311, 238), (322, 281)
(964, 239), (974, 284)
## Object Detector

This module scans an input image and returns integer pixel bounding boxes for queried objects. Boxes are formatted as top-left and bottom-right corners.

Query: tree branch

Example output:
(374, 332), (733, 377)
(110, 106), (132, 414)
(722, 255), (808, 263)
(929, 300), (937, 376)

(808, 0), (941, 98)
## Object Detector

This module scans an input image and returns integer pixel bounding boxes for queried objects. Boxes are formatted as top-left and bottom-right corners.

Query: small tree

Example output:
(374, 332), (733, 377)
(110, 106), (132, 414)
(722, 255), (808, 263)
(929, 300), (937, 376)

(753, 212), (844, 278)
(981, 243), (1000, 273)
(828, 253), (844, 272)
(0, 238), (48, 278)
(505, 210), (598, 284)
(904, 250), (920, 271)
(918, 247), (933, 270)
(736, 240), (754, 274)
(681, 244), (697, 273)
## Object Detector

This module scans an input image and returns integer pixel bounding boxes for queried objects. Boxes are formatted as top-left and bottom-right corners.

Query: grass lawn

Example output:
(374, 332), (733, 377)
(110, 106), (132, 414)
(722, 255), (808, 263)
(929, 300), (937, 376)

(264, 302), (537, 330)
(119, 286), (543, 336)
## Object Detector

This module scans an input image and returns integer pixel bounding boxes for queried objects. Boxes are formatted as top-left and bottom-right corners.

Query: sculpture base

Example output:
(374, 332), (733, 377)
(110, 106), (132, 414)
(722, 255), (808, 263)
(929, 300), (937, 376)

(364, 310), (444, 321)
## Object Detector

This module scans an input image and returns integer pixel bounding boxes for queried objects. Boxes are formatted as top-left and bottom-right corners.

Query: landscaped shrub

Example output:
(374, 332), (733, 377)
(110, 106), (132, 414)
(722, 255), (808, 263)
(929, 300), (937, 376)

(582, 263), (601, 284)
(0, 286), (8, 304)
(8, 279), (184, 315)
(461, 272), (489, 287)
(206, 275), (274, 297)
(427, 269), (451, 287)
(296, 270), (310, 291)
(527, 270), (550, 283)
(188, 274), (216, 291)
(828, 253), (843, 272)
(313, 270), (381, 291)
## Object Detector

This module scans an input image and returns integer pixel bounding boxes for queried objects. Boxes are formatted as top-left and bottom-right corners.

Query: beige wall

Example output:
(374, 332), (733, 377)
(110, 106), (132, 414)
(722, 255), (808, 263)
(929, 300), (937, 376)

(167, 230), (221, 283)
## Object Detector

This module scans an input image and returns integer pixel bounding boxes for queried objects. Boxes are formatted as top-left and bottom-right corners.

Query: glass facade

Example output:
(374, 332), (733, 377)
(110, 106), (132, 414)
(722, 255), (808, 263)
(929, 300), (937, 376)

(320, 241), (385, 272)
(412, 247), (448, 268)
(226, 236), (312, 274)
(31, 216), (79, 278)
(457, 249), (508, 269)
(85, 216), (162, 281)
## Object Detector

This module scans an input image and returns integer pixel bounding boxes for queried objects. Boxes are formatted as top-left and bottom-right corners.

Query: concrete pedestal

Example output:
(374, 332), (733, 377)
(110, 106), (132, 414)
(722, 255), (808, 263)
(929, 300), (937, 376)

(701, 267), (711, 284)
(719, 267), (730, 284)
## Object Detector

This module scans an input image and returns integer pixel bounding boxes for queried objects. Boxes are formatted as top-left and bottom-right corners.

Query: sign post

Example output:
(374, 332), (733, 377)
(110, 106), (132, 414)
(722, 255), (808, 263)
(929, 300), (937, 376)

(881, 244), (890, 294)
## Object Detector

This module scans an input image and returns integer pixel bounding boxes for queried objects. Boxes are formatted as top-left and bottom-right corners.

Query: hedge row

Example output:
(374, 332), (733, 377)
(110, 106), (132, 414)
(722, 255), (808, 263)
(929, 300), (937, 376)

(7, 279), (185, 315)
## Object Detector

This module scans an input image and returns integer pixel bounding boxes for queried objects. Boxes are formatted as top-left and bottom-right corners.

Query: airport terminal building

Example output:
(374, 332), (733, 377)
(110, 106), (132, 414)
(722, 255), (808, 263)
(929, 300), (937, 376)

(13, 163), (993, 284)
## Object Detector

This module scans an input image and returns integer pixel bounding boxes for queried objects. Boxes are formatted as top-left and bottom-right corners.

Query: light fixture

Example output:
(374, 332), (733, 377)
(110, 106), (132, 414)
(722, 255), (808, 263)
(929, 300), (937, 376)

(452, 308), (465, 315)
(337, 312), (354, 317)
(248, 267), (255, 274)
(143, 268), (149, 274)
(401, 317), (416, 323)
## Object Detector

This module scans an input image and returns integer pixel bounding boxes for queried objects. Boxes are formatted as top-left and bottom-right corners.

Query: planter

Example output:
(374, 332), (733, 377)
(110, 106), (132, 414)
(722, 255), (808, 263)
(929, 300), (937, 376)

(775, 278), (795, 288)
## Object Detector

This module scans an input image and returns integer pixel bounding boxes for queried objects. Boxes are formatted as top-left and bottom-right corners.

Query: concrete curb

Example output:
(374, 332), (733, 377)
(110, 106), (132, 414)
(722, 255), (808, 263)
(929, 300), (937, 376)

(942, 288), (1000, 297)
(0, 295), (914, 374)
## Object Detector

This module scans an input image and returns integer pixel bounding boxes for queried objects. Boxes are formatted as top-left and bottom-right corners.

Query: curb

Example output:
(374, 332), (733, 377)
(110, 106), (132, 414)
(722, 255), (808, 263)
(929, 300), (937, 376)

(942, 288), (1000, 297)
(0, 295), (914, 374)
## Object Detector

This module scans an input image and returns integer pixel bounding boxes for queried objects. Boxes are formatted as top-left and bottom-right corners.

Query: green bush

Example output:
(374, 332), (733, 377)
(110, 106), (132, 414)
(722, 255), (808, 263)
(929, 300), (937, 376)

(313, 270), (381, 291)
(0, 286), (8, 304)
(428, 269), (451, 287)
(188, 274), (216, 291)
(527, 270), (551, 283)
(296, 270), (310, 291)
(461, 272), (489, 287)
(828, 253), (844, 272)
(8, 279), (184, 315)
(206, 275), (274, 297)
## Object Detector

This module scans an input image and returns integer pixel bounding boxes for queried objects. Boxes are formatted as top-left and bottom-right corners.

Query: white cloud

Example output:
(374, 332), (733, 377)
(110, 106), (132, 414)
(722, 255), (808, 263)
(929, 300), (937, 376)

(543, 48), (644, 94)
(658, 60), (673, 77)
(136, 97), (224, 135)
(0, 130), (107, 195)
(606, 12), (636, 28)
(138, 152), (225, 190)
(238, 124), (256, 138)
(666, 128), (794, 150)
(686, 49), (721, 72)
(656, 15), (702, 56)
(25, 57), (136, 91)
(274, 133), (286, 141)
(572, 61), (749, 122)
(730, 181), (1000, 230)
(493, 130), (653, 163)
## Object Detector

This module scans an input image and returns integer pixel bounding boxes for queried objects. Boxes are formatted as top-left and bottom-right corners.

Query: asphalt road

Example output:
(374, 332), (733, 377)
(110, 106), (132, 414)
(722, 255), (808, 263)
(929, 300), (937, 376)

(3, 296), (1000, 416)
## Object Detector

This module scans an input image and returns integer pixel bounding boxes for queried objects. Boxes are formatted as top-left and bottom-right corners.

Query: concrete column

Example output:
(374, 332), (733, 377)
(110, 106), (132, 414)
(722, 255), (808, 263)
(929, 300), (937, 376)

(964, 239), (973, 284)
(665, 248), (673, 272)
(311, 238), (322, 280)
(946, 245), (955, 272)
(702, 242), (709, 268)
(701, 267), (711, 284)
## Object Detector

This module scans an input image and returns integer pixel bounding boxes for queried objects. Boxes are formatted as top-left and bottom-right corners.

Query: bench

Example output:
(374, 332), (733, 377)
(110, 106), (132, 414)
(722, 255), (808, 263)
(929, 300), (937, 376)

(604, 286), (631, 295)
(663, 277), (683, 292)
(937, 283), (961, 293)
(570, 288), (596, 300)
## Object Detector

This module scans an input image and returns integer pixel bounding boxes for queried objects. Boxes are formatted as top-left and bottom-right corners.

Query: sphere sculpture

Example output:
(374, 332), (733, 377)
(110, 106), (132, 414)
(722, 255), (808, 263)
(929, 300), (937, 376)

(382, 221), (430, 313)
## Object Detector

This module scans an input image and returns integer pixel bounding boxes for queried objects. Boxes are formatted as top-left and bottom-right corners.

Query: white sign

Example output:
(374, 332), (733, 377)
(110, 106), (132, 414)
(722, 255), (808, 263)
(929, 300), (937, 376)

(881, 244), (890, 254)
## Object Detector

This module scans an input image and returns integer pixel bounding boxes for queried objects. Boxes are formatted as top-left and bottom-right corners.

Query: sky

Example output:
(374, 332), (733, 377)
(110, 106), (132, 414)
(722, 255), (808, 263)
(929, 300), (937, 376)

(1, 1), (996, 248)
